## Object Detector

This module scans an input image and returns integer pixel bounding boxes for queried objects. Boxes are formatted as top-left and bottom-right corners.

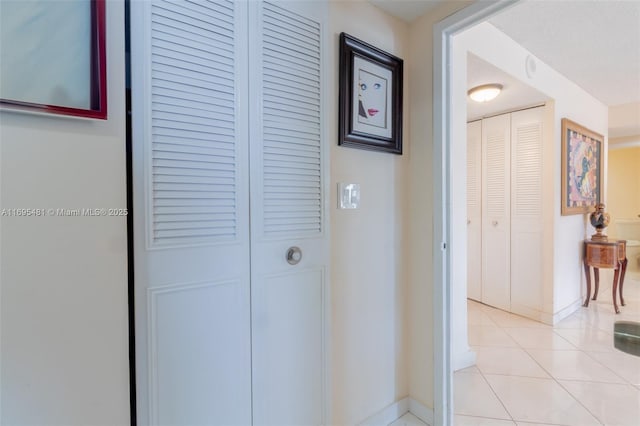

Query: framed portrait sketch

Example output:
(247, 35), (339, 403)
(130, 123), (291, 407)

(561, 118), (604, 215)
(339, 33), (403, 154)
(0, 0), (107, 119)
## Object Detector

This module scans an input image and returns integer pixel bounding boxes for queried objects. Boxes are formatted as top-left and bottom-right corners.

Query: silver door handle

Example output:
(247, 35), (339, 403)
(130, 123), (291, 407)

(286, 246), (302, 265)
(467, 219), (471, 225)
(492, 220), (498, 226)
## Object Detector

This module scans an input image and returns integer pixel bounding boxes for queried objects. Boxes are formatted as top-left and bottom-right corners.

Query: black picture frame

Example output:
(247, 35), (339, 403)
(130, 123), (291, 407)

(339, 32), (403, 154)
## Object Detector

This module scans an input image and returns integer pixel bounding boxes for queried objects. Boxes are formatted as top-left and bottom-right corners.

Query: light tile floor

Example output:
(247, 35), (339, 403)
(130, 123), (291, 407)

(453, 275), (640, 426)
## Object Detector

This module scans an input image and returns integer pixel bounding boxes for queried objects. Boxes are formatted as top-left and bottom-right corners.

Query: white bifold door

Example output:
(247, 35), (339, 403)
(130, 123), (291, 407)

(131, 1), (328, 424)
(467, 107), (545, 316)
(481, 113), (511, 311)
(467, 120), (482, 302)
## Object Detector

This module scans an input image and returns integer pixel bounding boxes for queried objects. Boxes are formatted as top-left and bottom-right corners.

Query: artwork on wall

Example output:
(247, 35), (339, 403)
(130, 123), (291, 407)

(338, 33), (403, 154)
(561, 118), (604, 215)
(0, 0), (107, 119)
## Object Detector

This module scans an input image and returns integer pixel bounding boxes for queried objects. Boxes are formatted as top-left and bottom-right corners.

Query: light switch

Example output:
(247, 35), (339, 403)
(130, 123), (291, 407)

(338, 183), (360, 209)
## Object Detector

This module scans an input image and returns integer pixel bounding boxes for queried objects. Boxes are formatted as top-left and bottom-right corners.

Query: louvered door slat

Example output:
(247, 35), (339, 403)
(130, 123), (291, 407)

(153, 102), (234, 122)
(263, 21), (319, 48)
(152, 54), (234, 78)
(152, 110), (234, 128)
(481, 113), (511, 311)
(513, 123), (543, 216)
(486, 132), (507, 217)
(153, 168), (235, 179)
(151, 67), (234, 91)
(263, 2), (320, 37)
(151, 23), (234, 57)
(263, 53), (320, 79)
(151, 36), (234, 66)
(149, 0), (239, 246)
(152, 3), (234, 39)
(466, 120), (482, 302)
(467, 122), (481, 212)
(264, 75), (319, 96)
(166, 0), (233, 21)
(265, 141), (320, 154)
(153, 143), (234, 157)
(510, 107), (545, 316)
(263, 99), (320, 119)
(153, 198), (235, 207)
(261, 3), (322, 240)
(152, 73), (234, 98)
(264, 84), (319, 104)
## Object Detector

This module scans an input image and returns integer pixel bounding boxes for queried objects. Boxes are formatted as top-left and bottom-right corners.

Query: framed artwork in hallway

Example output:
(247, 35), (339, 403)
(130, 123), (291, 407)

(561, 118), (604, 215)
(338, 32), (403, 154)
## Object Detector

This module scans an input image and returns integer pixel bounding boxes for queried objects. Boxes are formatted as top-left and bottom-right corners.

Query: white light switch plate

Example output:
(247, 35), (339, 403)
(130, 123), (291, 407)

(338, 183), (360, 209)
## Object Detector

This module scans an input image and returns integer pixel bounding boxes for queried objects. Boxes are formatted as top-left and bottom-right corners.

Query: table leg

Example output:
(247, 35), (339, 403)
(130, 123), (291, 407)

(583, 260), (591, 307)
(612, 267), (620, 314)
(619, 258), (627, 306)
(592, 268), (600, 300)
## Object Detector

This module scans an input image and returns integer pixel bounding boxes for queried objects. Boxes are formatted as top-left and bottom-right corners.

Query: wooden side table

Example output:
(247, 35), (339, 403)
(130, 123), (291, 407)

(583, 239), (628, 313)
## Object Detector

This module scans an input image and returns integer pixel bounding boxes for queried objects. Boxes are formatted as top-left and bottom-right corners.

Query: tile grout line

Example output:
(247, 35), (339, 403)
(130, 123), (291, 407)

(500, 308), (606, 426)
(473, 354), (516, 424)
(466, 299), (640, 425)
(519, 346), (606, 425)
(470, 302), (596, 425)
(520, 317), (606, 426)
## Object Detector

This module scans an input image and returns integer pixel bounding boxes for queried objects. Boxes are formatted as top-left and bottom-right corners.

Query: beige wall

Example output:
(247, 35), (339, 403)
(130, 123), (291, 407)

(607, 146), (640, 236)
(0, 0), (482, 423)
(406, 0), (471, 410)
(0, 1), (129, 424)
(328, 1), (410, 424)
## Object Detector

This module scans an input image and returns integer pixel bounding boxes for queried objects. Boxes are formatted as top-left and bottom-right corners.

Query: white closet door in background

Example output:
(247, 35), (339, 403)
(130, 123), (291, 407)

(467, 120), (482, 302)
(249, 1), (328, 424)
(482, 113), (511, 311)
(131, 1), (251, 424)
(510, 107), (544, 316)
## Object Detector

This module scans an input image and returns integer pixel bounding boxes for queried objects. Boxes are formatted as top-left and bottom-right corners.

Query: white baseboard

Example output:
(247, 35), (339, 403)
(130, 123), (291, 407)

(359, 397), (410, 426)
(453, 348), (476, 371)
(540, 298), (582, 325)
(409, 398), (434, 426)
(358, 397), (434, 426)
(510, 302), (543, 323)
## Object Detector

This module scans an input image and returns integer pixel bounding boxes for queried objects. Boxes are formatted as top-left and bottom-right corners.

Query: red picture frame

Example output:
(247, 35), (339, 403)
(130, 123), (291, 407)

(0, 0), (107, 119)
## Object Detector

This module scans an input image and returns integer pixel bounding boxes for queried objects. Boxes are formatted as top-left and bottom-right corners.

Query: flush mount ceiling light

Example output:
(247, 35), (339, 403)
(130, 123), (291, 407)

(468, 84), (503, 103)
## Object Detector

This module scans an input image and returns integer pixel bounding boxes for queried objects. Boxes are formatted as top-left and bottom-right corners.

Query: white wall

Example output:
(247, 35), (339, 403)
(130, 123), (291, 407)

(406, 0), (471, 411)
(328, 2), (410, 424)
(453, 23), (608, 324)
(0, 2), (129, 424)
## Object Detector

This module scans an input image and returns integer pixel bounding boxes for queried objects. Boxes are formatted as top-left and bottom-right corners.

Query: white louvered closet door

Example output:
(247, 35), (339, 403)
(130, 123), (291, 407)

(249, 1), (328, 425)
(467, 120), (482, 302)
(482, 113), (511, 311)
(510, 107), (544, 316)
(131, 1), (251, 425)
(133, 0), (327, 425)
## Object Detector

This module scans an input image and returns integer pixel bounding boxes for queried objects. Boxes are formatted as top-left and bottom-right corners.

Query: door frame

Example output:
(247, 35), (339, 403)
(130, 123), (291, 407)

(432, 1), (519, 424)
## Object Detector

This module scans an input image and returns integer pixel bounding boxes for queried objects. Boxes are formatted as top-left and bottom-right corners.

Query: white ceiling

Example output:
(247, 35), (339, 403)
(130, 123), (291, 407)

(370, 0), (640, 139)
(368, 0), (442, 23)
(466, 53), (549, 122)
(488, 0), (640, 108)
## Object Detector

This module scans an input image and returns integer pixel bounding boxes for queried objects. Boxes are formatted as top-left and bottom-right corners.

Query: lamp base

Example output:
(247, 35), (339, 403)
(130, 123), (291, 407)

(591, 228), (608, 241)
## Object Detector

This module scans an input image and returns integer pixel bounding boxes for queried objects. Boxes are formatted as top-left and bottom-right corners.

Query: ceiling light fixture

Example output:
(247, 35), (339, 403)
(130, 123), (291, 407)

(468, 84), (503, 103)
